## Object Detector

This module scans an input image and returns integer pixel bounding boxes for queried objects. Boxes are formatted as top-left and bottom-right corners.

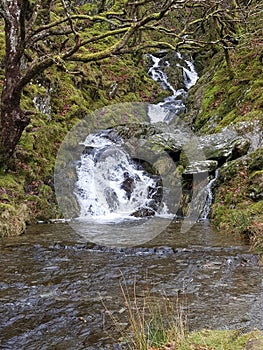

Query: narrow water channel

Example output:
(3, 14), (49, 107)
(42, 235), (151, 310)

(0, 222), (262, 349)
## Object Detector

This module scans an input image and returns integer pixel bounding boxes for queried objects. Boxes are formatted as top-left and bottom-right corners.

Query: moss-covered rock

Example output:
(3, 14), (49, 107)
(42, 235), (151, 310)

(0, 203), (28, 237)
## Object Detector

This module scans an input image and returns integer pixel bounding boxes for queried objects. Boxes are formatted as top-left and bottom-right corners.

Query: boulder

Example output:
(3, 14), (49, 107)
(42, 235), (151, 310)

(121, 172), (135, 200)
(198, 131), (250, 164)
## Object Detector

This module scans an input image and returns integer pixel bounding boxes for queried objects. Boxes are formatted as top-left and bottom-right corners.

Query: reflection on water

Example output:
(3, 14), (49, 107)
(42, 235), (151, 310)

(0, 222), (262, 349)
(71, 216), (174, 247)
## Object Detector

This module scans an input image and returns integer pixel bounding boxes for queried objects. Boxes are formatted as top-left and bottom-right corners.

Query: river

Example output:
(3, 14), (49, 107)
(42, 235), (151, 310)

(0, 221), (262, 349)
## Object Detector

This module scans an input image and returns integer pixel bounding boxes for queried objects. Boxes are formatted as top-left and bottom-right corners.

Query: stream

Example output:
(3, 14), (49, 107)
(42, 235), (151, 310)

(0, 222), (262, 349)
(0, 52), (262, 349)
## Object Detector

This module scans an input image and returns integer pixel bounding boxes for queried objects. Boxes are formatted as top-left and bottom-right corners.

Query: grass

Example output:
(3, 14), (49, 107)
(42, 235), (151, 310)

(101, 278), (188, 350)
(101, 279), (263, 350)
(120, 284), (187, 350)
(180, 329), (263, 350)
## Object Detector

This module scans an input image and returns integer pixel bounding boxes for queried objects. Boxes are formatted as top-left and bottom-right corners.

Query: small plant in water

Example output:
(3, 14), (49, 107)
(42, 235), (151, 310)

(102, 277), (188, 350)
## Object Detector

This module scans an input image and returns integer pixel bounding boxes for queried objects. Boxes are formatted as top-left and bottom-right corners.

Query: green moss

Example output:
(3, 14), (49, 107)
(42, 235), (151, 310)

(0, 174), (25, 203)
(1, 1), (262, 241)
(0, 18), (165, 231)
(181, 329), (263, 350)
(191, 20), (263, 134)
(0, 174), (23, 190)
(248, 148), (263, 172)
(212, 150), (263, 252)
(190, 8), (263, 252)
(251, 200), (263, 214)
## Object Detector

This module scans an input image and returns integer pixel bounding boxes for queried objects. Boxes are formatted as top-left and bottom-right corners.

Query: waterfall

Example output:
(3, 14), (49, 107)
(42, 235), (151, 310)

(74, 130), (163, 219)
(199, 169), (219, 220)
(74, 52), (200, 221)
(176, 52), (199, 89)
(147, 52), (198, 122)
(148, 55), (178, 95)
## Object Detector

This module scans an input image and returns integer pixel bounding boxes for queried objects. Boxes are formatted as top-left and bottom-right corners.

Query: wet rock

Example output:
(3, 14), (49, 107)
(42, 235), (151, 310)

(223, 254), (259, 268)
(104, 188), (119, 211)
(198, 131), (250, 164)
(101, 129), (123, 144)
(183, 160), (218, 175)
(234, 120), (263, 151)
(72, 242), (178, 256)
(146, 124), (250, 169)
(153, 246), (176, 255)
(130, 207), (155, 217)
(120, 172), (135, 200)
(148, 129), (190, 153)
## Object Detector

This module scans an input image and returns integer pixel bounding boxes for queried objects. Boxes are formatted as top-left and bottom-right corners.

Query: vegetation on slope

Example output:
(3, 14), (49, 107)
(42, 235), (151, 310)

(0, 44), (163, 232)
(186, 1), (263, 254)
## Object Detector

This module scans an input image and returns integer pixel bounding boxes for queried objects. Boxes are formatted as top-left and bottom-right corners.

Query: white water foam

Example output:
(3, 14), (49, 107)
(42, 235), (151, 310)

(147, 53), (198, 123)
(75, 132), (161, 220)
(200, 169), (219, 220)
(181, 59), (199, 89)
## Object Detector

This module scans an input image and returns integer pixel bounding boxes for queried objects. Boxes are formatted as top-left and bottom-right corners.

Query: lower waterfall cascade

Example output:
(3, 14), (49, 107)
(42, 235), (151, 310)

(74, 130), (163, 219)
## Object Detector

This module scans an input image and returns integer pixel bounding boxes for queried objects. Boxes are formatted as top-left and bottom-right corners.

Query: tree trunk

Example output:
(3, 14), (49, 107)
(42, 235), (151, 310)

(0, 0), (30, 167)
(0, 105), (30, 167)
(0, 108), (30, 167)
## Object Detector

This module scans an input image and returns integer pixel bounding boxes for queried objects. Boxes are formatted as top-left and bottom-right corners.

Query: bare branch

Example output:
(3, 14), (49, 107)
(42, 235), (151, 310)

(26, 0), (42, 31)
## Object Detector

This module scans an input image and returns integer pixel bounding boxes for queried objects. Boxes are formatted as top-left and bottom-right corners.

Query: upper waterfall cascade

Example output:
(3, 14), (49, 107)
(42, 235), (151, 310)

(147, 53), (199, 122)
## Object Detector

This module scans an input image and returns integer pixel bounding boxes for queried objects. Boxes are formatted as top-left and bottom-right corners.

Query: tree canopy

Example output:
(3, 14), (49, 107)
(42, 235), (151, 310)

(0, 0), (255, 166)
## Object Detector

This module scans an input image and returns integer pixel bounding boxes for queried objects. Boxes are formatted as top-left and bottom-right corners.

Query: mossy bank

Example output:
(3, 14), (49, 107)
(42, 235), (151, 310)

(184, 9), (263, 254)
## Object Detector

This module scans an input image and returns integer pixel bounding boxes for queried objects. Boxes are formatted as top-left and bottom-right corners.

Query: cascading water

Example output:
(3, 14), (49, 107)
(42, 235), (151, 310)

(75, 130), (162, 219)
(176, 52), (199, 90)
(147, 52), (198, 122)
(200, 169), (219, 220)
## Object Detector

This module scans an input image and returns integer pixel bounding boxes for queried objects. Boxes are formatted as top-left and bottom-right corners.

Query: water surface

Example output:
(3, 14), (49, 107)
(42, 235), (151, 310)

(0, 222), (262, 349)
